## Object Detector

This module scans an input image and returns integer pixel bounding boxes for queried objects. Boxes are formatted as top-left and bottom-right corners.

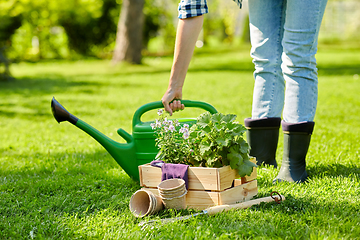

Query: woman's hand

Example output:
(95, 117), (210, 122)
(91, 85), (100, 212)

(161, 88), (184, 116)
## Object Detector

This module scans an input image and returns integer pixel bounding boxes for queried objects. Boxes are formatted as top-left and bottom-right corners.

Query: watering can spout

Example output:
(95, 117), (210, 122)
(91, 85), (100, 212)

(51, 97), (139, 181)
(51, 97), (79, 125)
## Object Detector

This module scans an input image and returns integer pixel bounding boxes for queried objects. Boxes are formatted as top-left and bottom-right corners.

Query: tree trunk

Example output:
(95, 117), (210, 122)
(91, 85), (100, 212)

(112, 0), (145, 64)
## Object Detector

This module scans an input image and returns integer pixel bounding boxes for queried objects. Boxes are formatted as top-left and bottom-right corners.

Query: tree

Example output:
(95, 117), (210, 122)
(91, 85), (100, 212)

(0, 14), (22, 81)
(112, 0), (145, 64)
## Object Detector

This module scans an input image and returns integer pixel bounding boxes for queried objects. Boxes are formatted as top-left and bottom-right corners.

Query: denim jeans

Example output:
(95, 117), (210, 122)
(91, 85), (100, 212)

(248, 0), (328, 123)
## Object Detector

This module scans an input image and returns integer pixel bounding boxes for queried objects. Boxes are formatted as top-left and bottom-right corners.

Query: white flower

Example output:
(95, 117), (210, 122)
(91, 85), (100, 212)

(183, 124), (189, 129)
(150, 123), (156, 130)
(167, 119), (173, 126)
(155, 119), (162, 128)
(174, 119), (180, 127)
(179, 127), (188, 134)
(157, 109), (164, 116)
(168, 125), (175, 132)
(183, 131), (189, 139)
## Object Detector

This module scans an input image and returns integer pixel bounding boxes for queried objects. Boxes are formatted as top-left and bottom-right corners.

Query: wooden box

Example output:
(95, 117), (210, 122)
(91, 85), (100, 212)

(138, 158), (258, 210)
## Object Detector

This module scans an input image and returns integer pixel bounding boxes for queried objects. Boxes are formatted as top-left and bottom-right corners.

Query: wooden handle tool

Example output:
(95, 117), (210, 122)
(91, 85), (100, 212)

(204, 195), (285, 215)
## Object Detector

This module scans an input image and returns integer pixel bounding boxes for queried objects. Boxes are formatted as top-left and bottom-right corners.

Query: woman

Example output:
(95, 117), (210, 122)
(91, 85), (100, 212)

(162, 0), (328, 183)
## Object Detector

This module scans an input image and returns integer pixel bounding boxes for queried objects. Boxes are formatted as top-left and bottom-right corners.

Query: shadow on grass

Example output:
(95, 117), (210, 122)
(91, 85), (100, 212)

(0, 74), (105, 94)
(318, 64), (360, 76)
(308, 162), (360, 179)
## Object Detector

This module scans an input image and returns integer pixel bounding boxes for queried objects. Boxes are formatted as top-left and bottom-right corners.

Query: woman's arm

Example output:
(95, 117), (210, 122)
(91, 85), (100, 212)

(161, 15), (204, 116)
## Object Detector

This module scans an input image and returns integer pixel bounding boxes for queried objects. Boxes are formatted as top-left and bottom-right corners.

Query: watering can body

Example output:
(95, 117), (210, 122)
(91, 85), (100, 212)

(51, 98), (217, 181)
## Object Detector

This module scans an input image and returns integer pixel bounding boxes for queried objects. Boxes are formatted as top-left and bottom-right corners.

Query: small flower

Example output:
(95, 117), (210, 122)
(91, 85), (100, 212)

(179, 127), (188, 134)
(150, 123), (156, 130)
(155, 119), (162, 128)
(167, 119), (174, 126)
(174, 119), (180, 127)
(183, 131), (189, 139)
(168, 125), (175, 132)
(183, 124), (189, 129)
(157, 109), (164, 116)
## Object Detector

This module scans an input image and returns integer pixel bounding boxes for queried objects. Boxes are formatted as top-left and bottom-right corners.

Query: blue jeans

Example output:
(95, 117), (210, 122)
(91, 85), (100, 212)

(248, 0), (328, 123)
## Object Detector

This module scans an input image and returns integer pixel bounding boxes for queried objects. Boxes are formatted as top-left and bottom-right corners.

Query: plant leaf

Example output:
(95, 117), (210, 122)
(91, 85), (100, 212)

(237, 159), (257, 177)
(222, 114), (236, 123)
(211, 113), (223, 123)
(199, 141), (211, 154)
(216, 137), (226, 147)
(239, 140), (249, 154)
(197, 112), (211, 125)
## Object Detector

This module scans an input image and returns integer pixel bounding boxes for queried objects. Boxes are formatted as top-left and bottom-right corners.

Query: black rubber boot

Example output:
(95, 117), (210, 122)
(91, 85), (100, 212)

(244, 117), (281, 167)
(273, 121), (315, 183)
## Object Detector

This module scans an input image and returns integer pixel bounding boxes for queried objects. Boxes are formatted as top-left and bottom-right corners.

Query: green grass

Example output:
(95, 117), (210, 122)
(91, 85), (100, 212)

(1, 43), (360, 239)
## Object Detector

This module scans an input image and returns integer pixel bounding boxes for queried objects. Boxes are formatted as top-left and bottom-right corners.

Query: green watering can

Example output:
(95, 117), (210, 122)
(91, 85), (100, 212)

(51, 97), (217, 181)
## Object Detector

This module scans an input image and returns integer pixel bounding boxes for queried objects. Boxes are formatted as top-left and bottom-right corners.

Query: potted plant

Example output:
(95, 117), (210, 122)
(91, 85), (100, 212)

(151, 110), (257, 177)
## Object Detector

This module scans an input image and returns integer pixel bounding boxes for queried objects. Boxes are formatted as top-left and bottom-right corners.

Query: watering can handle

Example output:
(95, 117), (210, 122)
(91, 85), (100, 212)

(132, 100), (217, 128)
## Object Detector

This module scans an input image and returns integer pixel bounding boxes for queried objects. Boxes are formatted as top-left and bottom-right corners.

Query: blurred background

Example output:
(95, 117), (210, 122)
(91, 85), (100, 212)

(1, 0), (360, 76)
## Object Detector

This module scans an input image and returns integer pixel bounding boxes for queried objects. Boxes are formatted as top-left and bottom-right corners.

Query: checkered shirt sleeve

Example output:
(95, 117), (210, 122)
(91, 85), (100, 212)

(178, 0), (208, 19)
(233, 0), (242, 8)
(178, 0), (242, 19)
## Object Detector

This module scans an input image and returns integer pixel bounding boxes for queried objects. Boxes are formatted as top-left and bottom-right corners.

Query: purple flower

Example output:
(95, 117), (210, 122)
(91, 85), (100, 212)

(158, 109), (164, 116)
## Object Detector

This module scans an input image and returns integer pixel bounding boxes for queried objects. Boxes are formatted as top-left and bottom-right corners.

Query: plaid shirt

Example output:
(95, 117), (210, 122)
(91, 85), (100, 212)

(178, 0), (242, 19)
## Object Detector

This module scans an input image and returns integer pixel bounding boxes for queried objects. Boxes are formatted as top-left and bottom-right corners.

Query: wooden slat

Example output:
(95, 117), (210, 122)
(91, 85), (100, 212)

(139, 164), (162, 187)
(219, 180), (258, 205)
(217, 166), (238, 191)
(188, 167), (219, 190)
(186, 190), (219, 210)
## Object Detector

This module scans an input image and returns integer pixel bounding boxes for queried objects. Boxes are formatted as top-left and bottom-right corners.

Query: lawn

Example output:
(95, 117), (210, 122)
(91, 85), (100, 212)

(1, 43), (360, 239)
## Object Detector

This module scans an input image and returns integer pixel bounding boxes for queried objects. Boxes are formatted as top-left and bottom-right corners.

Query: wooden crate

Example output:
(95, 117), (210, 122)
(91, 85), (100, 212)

(143, 179), (258, 210)
(139, 157), (257, 191)
(138, 158), (258, 210)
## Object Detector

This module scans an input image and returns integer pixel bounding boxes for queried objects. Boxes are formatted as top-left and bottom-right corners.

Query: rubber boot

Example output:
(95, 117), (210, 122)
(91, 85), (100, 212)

(273, 121), (315, 183)
(244, 117), (281, 167)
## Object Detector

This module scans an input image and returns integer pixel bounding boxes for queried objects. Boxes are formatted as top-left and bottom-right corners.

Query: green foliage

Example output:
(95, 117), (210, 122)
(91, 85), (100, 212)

(188, 112), (256, 177)
(0, 0), (119, 60)
(153, 110), (256, 177)
(58, 0), (119, 56)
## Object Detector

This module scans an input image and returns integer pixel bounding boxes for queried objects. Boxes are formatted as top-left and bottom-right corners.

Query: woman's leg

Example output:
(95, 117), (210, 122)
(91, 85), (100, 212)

(248, 0), (285, 119)
(281, 0), (328, 123)
(246, 0), (285, 167)
(275, 0), (328, 182)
